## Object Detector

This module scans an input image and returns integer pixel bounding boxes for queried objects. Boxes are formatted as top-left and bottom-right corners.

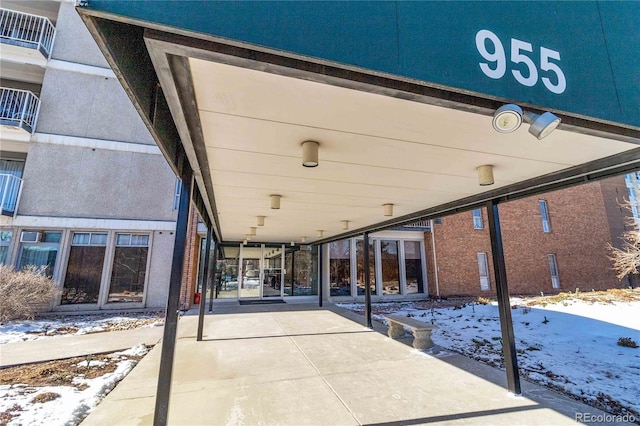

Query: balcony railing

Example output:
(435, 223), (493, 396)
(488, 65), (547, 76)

(0, 88), (40, 134)
(0, 174), (23, 217)
(0, 8), (56, 58)
(403, 219), (431, 229)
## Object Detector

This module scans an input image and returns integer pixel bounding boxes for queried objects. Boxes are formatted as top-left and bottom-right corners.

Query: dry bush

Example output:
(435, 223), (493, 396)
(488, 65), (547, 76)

(608, 198), (640, 282)
(0, 265), (60, 322)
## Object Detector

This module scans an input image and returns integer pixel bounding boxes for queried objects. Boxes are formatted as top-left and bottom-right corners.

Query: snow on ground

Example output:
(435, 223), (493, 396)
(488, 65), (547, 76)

(0, 344), (149, 426)
(337, 299), (640, 417)
(0, 313), (164, 344)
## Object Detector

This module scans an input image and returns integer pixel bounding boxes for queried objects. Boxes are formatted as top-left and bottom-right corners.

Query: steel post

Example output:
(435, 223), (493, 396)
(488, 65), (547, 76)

(153, 166), (192, 426)
(318, 244), (323, 307)
(196, 228), (212, 341)
(486, 199), (521, 395)
(364, 232), (373, 328)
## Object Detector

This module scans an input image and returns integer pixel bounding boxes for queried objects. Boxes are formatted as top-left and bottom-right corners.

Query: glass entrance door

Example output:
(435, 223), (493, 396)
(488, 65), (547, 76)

(240, 245), (261, 298)
(234, 244), (285, 299)
(262, 245), (283, 298)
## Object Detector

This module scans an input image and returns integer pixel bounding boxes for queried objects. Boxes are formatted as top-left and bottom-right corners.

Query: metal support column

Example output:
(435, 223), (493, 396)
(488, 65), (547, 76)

(196, 228), (212, 341)
(364, 232), (373, 328)
(153, 166), (192, 426)
(486, 199), (521, 395)
(318, 244), (323, 307)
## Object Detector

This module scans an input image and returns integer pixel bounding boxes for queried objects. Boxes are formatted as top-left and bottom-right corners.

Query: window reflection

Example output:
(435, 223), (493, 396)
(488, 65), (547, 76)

(381, 240), (400, 295)
(329, 240), (351, 296)
(108, 233), (149, 303)
(356, 239), (376, 296)
(404, 240), (423, 294)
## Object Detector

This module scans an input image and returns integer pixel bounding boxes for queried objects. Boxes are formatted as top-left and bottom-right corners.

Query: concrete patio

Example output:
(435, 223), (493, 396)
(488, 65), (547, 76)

(81, 302), (611, 425)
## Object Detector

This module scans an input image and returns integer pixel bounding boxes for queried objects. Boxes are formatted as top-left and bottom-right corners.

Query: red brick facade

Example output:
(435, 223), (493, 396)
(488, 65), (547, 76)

(424, 176), (629, 297)
(179, 205), (201, 309)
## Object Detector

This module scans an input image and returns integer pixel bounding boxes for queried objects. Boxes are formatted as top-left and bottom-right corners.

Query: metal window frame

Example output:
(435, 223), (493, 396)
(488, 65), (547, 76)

(539, 200), (551, 233)
(477, 252), (491, 291)
(472, 208), (484, 230)
(547, 253), (560, 289)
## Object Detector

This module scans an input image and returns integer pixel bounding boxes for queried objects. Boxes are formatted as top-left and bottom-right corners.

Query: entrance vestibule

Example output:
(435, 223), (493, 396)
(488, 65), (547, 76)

(214, 243), (316, 300)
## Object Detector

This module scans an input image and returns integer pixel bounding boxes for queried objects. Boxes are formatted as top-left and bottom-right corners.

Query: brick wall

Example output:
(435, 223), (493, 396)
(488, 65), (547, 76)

(426, 178), (627, 297)
(179, 205), (201, 309)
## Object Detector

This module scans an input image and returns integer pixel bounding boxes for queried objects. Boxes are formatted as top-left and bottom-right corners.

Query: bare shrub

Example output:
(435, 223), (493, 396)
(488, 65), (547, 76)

(617, 337), (639, 348)
(0, 265), (60, 322)
(608, 198), (640, 283)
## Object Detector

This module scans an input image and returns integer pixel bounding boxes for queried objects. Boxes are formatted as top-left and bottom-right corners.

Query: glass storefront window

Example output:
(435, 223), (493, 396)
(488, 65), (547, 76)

(404, 241), (424, 294)
(108, 233), (149, 303)
(294, 249), (314, 296)
(0, 230), (12, 265)
(61, 232), (107, 305)
(284, 250), (293, 296)
(240, 246), (261, 298)
(263, 246), (283, 298)
(356, 239), (376, 296)
(381, 240), (400, 295)
(19, 231), (61, 277)
(284, 248), (316, 296)
(217, 246), (240, 299)
(329, 240), (351, 296)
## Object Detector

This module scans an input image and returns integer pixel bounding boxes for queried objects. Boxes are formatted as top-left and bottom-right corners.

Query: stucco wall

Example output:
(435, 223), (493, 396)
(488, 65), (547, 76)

(35, 68), (154, 144)
(51, 2), (110, 68)
(18, 143), (177, 221)
(145, 230), (175, 308)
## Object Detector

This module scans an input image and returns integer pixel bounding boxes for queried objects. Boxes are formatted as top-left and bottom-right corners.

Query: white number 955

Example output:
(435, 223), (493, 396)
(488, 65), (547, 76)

(475, 29), (566, 94)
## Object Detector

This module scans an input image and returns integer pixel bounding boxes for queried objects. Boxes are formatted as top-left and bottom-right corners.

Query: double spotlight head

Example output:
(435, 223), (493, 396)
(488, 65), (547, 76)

(492, 104), (561, 140)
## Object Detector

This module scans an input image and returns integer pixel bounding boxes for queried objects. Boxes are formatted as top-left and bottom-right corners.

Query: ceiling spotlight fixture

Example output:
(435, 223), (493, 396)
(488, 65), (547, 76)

(301, 236), (307, 243)
(290, 241), (295, 246)
(243, 239), (247, 245)
(383, 203), (394, 217)
(341, 220), (349, 230)
(523, 111), (561, 140)
(270, 194), (281, 209)
(250, 227), (257, 236)
(492, 104), (560, 139)
(317, 230), (324, 238)
(301, 140), (319, 167)
(477, 164), (495, 186)
(492, 104), (523, 133)
(257, 216), (265, 226)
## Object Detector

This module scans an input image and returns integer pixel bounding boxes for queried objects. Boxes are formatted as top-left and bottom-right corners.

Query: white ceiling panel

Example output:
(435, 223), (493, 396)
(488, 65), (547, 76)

(189, 57), (638, 243)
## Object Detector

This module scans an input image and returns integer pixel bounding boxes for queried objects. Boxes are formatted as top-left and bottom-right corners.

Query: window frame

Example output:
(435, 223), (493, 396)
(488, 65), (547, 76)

(103, 232), (152, 307)
(477, 252), (491, 291)
(60, 231), (109, 305)
(547, 254), (560, 289)
(472, 208), (484, 230)
(328, 239), (352, 297)
(17, 230), (62, 278)
(0, 230), (13, 265)
(347, 235), (427, 298)
(539, 200), (551, 233)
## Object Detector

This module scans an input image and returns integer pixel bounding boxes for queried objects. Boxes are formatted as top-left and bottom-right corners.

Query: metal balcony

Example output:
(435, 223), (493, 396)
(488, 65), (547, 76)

(0, 8), (56, 59)
(0, 87), (40, 135)
(0, 173), (23, 217)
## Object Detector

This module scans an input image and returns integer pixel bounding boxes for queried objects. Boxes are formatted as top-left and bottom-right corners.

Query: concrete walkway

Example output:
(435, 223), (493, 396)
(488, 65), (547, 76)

(0, 326), (164, 368)
(79, 302), (615, 425)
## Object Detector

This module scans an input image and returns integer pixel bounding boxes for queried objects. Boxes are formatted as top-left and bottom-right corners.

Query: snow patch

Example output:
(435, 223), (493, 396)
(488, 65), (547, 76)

(337, 300), (640, 417)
